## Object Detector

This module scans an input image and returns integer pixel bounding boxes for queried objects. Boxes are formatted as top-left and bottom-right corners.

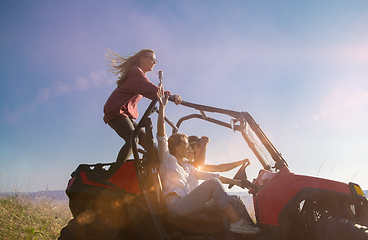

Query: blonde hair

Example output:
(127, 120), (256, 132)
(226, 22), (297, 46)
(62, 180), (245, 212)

(168, 133), (188, 156)
(106, 48), (155, 87)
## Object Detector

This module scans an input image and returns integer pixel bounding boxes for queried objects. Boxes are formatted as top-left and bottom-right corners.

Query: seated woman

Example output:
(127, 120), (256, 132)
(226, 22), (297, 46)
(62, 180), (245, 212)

(187, 135), (248, 172)
(186, 135), (256, 227)
(156, 86), (259, 235)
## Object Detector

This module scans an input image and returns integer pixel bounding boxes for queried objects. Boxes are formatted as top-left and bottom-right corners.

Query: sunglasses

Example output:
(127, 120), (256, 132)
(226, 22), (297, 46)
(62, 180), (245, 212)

(145, 55), (157, 64)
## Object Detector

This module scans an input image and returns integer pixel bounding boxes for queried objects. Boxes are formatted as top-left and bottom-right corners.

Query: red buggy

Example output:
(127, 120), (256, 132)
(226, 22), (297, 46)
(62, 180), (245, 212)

(59, 97), (368, 240)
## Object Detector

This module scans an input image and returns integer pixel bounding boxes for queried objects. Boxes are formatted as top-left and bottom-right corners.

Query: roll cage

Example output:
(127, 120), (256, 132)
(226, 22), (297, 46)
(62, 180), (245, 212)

(131, 97), (288, 173)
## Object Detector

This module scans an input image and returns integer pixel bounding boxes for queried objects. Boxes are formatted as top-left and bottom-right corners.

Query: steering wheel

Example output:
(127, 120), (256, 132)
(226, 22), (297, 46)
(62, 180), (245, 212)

(228, 160), (255, 190)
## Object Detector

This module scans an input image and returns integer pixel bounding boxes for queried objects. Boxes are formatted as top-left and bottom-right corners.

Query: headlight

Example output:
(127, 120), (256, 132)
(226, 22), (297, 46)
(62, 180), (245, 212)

(349, 182), (367, 199)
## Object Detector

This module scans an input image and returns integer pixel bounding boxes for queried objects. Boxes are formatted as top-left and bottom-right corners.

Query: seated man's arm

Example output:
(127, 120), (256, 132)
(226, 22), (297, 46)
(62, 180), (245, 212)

(157, 87), (169, 160)
(202, 159), (250, 172)
(157, 89), (167, 138)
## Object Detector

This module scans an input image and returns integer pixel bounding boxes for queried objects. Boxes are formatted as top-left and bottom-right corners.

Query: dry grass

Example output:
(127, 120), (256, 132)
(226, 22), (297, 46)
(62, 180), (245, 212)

(0, 188), (256, 240)
(0, 194), (72, 240)
(241, 194), (256, 222)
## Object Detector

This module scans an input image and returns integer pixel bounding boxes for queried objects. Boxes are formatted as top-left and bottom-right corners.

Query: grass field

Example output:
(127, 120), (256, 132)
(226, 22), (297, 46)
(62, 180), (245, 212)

(0, 186), (257, 240)
(0, 193), (72, 240)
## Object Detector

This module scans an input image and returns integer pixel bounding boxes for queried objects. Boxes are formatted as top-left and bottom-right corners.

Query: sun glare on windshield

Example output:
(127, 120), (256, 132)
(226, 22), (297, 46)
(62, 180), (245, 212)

(245, 122), (276, 170)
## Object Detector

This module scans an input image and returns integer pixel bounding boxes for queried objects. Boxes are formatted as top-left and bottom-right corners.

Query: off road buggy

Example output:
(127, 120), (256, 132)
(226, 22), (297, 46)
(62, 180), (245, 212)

(59, 96), (368, 240)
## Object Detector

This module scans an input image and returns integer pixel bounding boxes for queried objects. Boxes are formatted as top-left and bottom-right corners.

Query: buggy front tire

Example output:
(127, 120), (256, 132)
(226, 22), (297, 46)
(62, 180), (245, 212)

(307, 218), (368, 240)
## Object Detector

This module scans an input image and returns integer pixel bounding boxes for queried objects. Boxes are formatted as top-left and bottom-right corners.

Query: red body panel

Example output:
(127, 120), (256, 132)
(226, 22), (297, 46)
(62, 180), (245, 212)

(108, 161), (141, 194)
(253, 169), (276, 186)
(66, 177), (76, 190)
(255, 166), (351, 226)
(80, 172), (117, 189)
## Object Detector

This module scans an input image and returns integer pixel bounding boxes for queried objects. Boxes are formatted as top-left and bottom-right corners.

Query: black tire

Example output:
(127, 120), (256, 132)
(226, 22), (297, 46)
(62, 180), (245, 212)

(58, 220), (77, 240)
(58, 218), (122, 240)
(68, 194), (94, 218)
(58, 219), (104, 240)
(308, 218), (368, 240)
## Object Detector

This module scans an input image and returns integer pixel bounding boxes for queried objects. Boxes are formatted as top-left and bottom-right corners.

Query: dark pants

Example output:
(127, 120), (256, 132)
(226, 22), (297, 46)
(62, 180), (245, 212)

(108, 114), (147, 162)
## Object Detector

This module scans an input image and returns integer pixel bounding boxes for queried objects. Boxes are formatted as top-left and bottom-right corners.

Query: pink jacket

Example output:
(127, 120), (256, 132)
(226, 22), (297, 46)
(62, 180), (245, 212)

(103, 65), (170, 123)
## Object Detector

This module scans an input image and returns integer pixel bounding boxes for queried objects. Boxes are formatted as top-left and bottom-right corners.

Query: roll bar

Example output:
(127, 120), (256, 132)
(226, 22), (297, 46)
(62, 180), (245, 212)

(131, 96), (287, 173)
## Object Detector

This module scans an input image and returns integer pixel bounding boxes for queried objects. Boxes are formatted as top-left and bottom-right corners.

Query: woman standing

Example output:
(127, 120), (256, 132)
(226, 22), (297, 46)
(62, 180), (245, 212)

(103, 49), (181, 162)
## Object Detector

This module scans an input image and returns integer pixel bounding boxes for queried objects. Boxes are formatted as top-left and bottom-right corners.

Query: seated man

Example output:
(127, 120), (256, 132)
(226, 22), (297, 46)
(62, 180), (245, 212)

(156, 87), (259, 235)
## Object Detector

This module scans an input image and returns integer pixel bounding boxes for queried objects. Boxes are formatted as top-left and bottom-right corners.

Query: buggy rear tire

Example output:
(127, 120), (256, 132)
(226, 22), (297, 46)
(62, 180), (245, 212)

(308, 218), (368, 240)
(58, 220), (76, 240)
(58, 218), (121, 240)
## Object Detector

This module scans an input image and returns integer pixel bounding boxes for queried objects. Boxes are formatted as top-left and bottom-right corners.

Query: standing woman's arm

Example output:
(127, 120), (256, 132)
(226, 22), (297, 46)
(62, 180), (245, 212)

(129, 66), (182, 104)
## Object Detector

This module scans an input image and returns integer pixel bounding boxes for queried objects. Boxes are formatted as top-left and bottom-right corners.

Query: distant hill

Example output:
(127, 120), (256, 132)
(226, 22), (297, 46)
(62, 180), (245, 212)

(0, 189), (366, 205)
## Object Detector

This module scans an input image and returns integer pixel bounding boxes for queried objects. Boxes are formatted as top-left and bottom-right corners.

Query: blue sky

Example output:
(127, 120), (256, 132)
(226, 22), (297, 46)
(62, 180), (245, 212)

(1, 0), (368, 193)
